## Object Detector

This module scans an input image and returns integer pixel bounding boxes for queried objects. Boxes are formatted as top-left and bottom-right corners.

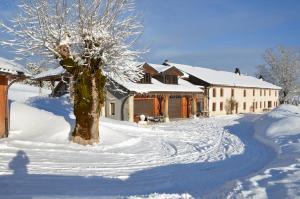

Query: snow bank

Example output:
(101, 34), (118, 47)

(230, 105), (300, 199)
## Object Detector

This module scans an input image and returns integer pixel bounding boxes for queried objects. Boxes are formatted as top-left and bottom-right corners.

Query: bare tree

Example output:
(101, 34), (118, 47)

(1, 0), (143, 145)
(257, 47), (300, 104)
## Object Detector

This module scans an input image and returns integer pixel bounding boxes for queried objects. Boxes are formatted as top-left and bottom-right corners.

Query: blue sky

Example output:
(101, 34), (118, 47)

(1, 0), (300, 75)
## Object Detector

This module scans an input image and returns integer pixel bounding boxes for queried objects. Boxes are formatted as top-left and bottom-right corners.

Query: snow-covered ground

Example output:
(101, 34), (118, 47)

(228, 105), (300, 199)
(0, 84), (299, 198)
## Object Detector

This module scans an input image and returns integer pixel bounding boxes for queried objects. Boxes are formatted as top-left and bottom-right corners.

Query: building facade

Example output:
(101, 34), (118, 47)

(208, 86), (279, 116)
(164, 61), (281, 117)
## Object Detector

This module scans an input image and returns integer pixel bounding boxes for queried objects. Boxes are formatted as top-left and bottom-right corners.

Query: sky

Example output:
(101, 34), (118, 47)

(0, 0), (300, 75)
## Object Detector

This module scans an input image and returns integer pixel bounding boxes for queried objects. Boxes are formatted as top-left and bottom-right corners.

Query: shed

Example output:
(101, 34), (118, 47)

(0, 57), (30, 138)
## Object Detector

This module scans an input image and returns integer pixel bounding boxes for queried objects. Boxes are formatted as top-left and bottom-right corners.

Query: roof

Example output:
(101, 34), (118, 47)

(0, 57), (31, 77)
(34, 66), (66, 80)
(115, 78), (203, 94)
(146, 63), (173, 73)
(166, 62), (281, 90)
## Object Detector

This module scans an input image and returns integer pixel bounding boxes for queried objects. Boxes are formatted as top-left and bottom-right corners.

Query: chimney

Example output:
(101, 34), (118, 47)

(258, 75), (264, 80)
(162, 60), (169, 66)
(234, 67), (241, 75)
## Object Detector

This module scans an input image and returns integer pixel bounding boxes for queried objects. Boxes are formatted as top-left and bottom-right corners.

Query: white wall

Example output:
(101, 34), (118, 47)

(104, 91), (131, 121)
(208, 86), (280, 116)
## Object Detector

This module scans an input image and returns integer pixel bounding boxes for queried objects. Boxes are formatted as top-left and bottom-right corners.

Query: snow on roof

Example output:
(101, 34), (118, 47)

(146, 63), (172, 73)
(0, 57), (31, 76)
(34, 66), (66, 80)
(166, 62), (281, 90)
(116, 78), (203, 93)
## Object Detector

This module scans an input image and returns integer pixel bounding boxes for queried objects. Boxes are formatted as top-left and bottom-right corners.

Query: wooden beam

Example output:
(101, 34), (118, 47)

(163, 94), (170, 122)
(0, 76), (8, 138)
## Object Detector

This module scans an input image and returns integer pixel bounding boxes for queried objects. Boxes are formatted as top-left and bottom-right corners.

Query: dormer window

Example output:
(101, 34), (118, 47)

(164, 75), (178, 84)
(139, 73), (151, 84)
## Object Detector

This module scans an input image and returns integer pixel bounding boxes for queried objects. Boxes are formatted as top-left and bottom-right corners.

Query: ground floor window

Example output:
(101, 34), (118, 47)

(197, 101), (202, 112)
(110, 103), (115, 116)
(260, 101), (262, 109)
(212, 102), (216, 111)
(264, 101), (266, 108)
(243, 102), (246, 110)
(268, 101), (272, 108)
(220, 102), (223, 111)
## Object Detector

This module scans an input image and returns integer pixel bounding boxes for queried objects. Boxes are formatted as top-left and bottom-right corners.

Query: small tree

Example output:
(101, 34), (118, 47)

(257, 47), (300, 104)
(225, 97), (238, 115)
(1, 0), (143, 145)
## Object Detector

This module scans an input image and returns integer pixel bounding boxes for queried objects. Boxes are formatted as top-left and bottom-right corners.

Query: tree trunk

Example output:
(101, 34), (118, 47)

(71, 68), (106, 145)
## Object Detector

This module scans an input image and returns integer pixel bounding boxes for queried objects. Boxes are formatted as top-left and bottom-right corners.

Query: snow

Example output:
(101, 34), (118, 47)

(8, 83), (51, 103)
(166, 62), (281, 89)
(146, 63), (173, 73)
(0, 57), (31, 76)
(228, 105), (300, 199)
(33, 66), (66, 80)
(116, 78), (203, 93)
(1, 84), (299, 198)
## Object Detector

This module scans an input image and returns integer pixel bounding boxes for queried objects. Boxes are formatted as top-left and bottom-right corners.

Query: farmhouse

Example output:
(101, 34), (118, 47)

(164, 61), (281, 116)
(105, 63), (204, 122)
(0, 57), (30, 138)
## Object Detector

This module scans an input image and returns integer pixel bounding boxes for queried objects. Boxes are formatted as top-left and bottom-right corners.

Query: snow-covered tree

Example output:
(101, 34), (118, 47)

(257, 47), (300, 103)
(1, 0), (143, 145)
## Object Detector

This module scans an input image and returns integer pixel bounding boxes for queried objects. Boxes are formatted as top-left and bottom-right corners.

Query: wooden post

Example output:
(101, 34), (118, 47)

(192, 95), (197, 118)
(0, 76), (8, 138)
(128, 95), (134, 122)
(164, 94), (170, 122)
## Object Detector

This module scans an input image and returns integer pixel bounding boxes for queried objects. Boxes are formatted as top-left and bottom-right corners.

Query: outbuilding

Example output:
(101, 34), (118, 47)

(0, 57), (30, 138)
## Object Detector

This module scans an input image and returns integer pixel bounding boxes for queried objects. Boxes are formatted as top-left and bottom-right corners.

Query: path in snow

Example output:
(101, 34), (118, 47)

(0, 84), (276, 198)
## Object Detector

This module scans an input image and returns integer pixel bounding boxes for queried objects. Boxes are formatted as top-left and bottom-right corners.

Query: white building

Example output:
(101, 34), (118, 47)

(164, 61), (281, 116)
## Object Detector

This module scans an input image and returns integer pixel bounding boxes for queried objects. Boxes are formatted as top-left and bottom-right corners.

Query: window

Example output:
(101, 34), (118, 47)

(220, 88), (224, 97)
(268, 101), (272, 108)
(197, 102), (202, 112)
(220, 102), (223, 111)
(260, 101), (262, 109)
(212, 102), (216, 112)
(110, 103), (115, 116)
(243, 102), (246, 110)
(260, 89), (262, 96)
(243, 90), (246, 97)
(139, 73), (151, 84)
(253, 89), (255, 96)
(255, 102), (258, 109)
(264, 101), (266, 108)
(164, 75), (178, 84)
(269, 89), (271, 96)
(274, 101), (276, 107)
(275, 90), (277, 97)
(213, 88), (216, 97)
(264, 90), (266, 96)
(231, 89), (235, 97)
